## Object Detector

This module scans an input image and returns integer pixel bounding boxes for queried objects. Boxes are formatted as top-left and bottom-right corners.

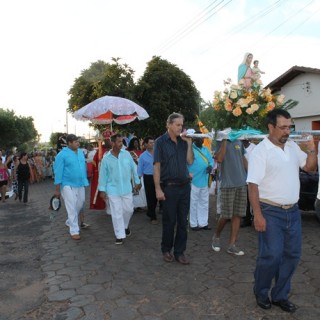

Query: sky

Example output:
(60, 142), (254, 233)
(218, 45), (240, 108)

(1, 0), (320, 142)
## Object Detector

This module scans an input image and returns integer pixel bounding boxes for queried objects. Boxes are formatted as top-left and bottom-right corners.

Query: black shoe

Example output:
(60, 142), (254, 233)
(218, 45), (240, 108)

(191, 227), (201, 231)
(115, 238), (123, 245)
(255, 295), (271, 310)
(272, 300), (297, 313)
(125, 228), (131, 237)
(201, 225), (212, 230)
(241, 219), (252, 228)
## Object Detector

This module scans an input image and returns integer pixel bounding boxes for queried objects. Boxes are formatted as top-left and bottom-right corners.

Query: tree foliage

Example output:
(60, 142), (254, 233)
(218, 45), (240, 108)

(67, 56), (201, 139)
(67, 58), (138, 134)
(199, 106), (216, 132)
(68, 58), (136, 113)
(0, 108), (38, 150)
(131, 56), (201, 138)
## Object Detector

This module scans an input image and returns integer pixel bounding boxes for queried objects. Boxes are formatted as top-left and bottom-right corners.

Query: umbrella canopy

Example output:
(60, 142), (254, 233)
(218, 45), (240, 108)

(73, 96), (149, 125)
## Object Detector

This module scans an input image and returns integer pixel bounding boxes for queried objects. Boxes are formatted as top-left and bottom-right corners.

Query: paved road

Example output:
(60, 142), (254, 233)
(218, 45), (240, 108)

(0, 179), (320, 320)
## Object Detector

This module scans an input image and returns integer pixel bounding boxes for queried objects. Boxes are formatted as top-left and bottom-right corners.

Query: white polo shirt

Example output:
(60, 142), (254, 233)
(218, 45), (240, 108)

(247, 137), (307, 205)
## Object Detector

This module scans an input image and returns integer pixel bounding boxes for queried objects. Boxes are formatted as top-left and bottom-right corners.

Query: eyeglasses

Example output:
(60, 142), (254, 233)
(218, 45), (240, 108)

(275, 125), (294, 131)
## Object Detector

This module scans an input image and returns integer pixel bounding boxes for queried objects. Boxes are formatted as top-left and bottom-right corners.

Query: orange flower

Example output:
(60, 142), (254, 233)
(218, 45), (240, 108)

(224, 102), (232, 111)
(232, 106), (242, 117)
(224, 97), (233, 111)
(266, 101), (275, 111)
(266, 95), (273, 102)
(246, 107), (254, 114)
(211, 77), (292, 131)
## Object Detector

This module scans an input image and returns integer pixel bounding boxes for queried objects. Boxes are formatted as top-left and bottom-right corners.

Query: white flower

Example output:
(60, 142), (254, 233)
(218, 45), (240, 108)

(230, 90), (238, 99)
(276, 94), (285, 105)
(251, 103), (259, 111)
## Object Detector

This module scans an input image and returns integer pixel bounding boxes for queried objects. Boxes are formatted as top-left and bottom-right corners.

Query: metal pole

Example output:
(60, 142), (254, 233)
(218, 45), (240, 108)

(66, 109), (69, 134)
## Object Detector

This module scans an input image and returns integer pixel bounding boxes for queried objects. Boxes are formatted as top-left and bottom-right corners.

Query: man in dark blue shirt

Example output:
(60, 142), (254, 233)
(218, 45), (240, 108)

(154, 113), (194, 264)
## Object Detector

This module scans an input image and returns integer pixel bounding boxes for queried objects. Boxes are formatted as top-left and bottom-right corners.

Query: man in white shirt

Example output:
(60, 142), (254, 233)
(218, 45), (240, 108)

(247, 109), (317, 313)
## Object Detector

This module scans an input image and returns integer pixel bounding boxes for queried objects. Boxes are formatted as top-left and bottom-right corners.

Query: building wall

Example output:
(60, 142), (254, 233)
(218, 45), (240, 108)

(274, 73), (320, 119)
(293, 116), (320, 131)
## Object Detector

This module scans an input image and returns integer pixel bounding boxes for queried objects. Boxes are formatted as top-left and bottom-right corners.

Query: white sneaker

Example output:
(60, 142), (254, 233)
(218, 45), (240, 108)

(81, 222), (90, 229)
(212, 236), (221, 252)
(227, 244), (244, 256)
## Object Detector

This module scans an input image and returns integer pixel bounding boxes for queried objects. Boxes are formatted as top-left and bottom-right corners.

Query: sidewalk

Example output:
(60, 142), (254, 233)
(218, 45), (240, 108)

(0, 179), (320, 319)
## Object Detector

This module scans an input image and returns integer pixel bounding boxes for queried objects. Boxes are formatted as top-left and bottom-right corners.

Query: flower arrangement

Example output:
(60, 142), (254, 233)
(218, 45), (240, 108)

(211, 78), (297, 132)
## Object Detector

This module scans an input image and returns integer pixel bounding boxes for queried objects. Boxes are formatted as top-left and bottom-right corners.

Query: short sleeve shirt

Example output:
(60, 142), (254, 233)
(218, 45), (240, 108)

(247, 137), (307, 204)
(154, 132), (189, 183)
(216, 140), (247, 188)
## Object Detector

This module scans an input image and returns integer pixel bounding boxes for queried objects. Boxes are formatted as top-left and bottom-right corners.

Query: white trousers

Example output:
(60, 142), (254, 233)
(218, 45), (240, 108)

(108, 193), (134, 239)
(62, 186), (85, 235)
(189, 184), (209, 228)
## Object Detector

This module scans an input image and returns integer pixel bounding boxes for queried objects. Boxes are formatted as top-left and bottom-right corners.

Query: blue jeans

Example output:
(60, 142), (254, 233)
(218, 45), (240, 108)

(161, 183), (191, 258)
(254, 203), (301, 301)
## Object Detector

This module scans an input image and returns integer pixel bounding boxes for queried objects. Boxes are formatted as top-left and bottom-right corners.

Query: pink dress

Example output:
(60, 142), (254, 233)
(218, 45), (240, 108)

(244, 67), (254, 89)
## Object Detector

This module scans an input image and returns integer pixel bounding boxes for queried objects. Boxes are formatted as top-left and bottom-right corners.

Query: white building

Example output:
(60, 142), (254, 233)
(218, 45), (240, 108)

(267, 66), (320, 131)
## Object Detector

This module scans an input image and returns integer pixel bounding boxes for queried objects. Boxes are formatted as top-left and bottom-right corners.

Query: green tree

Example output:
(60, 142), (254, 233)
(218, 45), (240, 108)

(67, 58), (137, 135)
(68, 58), (136, 113)
(0, 108), (38, 150)
(199, 106), (216, 131)
(49, 132), (63, 149)
(131, 56), (201, 138)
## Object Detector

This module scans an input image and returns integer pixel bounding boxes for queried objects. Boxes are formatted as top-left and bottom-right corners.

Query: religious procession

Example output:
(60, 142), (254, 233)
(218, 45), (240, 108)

(1, 52), (320, 319)
(48, 52), (319, 314)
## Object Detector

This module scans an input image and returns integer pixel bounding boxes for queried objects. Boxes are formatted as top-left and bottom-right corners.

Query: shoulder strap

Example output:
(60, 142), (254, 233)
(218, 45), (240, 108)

(193, 145), (209, 165)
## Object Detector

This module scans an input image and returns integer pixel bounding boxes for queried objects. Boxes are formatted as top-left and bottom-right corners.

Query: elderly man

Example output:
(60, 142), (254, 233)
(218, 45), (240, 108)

(247, 109), (317, 312)
(154, 113), (194, 265)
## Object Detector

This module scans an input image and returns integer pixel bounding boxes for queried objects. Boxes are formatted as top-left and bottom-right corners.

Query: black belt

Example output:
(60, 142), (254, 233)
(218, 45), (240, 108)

(162, 179), (191, 187)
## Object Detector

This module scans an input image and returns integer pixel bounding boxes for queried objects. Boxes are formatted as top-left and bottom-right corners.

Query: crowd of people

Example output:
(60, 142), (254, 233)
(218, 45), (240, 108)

(0, 149), (56, 203)
(2, 107), (318, 314)
(52, 107), (319, 315)
(2, 52), (319, 314)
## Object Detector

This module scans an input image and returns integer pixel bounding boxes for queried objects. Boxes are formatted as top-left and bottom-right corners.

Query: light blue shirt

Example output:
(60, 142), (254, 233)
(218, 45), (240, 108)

(54, 147), (89, 188)
(98, 149), (140, 196)
(137, 150), (154, 176)
(188, 144), (214, 188)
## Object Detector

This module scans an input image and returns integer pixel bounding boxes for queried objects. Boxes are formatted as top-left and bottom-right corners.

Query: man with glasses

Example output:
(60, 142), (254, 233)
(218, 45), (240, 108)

(247, 109), (317, 313)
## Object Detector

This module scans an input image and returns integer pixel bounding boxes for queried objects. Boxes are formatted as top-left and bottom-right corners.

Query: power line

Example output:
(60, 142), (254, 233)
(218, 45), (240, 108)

(248, 0), (315, 50)
(155, 0), (222, 52)
(199, 0), (283, 55)
(209, 0), (316, 80)
(259, 4), (320, 58)
(157, 0), (233, 54)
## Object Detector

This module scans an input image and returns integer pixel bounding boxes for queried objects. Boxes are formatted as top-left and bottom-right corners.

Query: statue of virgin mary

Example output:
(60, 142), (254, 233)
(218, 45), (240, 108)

(238, 52), (254, 88)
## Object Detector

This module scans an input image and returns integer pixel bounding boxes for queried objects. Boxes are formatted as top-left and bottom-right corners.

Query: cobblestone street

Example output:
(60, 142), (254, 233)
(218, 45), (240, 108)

(0, 179), (319, 320)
